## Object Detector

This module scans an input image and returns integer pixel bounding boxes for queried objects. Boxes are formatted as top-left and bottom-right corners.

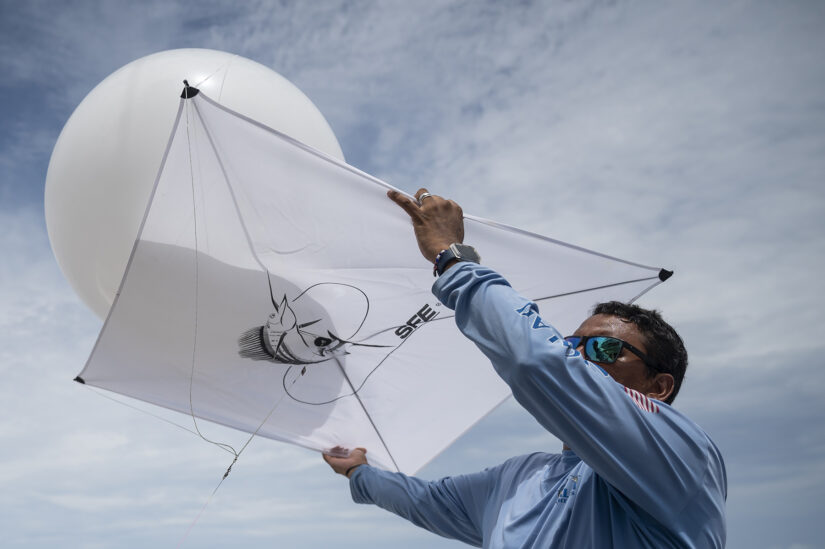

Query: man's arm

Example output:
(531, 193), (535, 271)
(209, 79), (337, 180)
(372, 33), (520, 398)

(387, 189), (722, 526)
(324, 447), (492, 547)
(434, 262), (721, 525)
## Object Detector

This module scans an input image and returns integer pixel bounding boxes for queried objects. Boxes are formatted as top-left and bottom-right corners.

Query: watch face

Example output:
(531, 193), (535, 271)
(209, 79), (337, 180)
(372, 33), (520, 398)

(451, 244), (481, 263)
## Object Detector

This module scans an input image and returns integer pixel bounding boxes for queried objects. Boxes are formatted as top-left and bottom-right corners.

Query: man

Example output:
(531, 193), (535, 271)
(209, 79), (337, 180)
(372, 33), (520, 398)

(323, 188), (727, 548)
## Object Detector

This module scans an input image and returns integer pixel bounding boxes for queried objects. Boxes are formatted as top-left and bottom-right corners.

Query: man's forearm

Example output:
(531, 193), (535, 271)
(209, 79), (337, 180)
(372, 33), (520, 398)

(350, 466), (483, 546)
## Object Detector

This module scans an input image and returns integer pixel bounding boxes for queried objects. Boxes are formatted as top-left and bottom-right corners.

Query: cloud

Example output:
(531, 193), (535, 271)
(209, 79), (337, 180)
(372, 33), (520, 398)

(2, 1), (825, 547)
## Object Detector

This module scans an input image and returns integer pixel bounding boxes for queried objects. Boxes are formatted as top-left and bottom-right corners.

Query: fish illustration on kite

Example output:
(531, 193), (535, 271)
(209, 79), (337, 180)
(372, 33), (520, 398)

(238, 279), (390, 366)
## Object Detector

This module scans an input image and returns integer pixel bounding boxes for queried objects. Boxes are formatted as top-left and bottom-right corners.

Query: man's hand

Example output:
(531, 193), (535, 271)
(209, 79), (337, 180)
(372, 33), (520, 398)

(388, 188), (464, 262)
(323, 446), (368, 478)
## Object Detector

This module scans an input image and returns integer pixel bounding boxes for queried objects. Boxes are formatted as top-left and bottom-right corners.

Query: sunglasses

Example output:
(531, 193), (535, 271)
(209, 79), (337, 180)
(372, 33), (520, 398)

(563, 335), (658, 370)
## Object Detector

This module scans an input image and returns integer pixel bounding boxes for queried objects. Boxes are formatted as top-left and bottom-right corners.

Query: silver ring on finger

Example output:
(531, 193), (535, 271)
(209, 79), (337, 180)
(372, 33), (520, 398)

(417, 192), (433, 206)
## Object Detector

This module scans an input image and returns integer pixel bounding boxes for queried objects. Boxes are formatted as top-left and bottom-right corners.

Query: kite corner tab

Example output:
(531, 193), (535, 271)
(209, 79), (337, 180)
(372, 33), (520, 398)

(180, 80), (200, 99)
(73, 376), (86, 384)
(658, 269), (674, 282)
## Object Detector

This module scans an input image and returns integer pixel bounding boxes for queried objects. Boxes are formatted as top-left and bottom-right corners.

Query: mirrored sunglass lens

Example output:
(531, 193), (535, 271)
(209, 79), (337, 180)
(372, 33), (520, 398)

(586, 337), (622, 363)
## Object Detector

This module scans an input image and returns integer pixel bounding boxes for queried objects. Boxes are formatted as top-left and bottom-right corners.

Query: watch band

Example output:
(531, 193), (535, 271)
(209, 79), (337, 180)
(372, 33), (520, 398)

(433, 243), (480, 276)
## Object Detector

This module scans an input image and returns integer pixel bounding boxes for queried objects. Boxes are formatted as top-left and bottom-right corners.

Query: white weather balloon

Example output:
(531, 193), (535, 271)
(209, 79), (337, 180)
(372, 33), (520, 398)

(45, 48), (344, 318)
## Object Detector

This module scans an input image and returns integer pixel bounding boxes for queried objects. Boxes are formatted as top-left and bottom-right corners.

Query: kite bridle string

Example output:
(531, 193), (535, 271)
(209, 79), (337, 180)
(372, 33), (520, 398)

(183, 91), (305, 459)
(84, 385), (226, 443)
(175, 379), (302, 549)
(184, 90), (239, 459)
(178, 89), (306, 546)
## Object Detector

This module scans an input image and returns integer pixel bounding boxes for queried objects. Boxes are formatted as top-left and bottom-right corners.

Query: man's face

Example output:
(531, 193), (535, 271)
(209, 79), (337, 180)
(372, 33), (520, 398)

(571, 313), (672, 401)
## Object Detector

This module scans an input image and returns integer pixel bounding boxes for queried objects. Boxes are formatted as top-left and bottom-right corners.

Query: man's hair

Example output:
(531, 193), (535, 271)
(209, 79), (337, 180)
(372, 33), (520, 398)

(592, 301), (687, 405)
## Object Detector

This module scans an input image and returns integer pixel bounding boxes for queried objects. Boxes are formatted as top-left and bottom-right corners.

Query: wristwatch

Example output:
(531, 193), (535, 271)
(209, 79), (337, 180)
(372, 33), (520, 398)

(434, 243), (481, 276)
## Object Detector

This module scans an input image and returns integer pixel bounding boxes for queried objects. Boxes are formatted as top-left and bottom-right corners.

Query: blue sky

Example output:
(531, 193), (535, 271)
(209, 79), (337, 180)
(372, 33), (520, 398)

(1, 1), (824, 548)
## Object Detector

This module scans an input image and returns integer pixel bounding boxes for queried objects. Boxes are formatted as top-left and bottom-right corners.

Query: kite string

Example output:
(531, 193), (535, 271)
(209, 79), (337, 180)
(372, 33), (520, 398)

(175, 458), (234, 549)
(192, 55), (235, 91)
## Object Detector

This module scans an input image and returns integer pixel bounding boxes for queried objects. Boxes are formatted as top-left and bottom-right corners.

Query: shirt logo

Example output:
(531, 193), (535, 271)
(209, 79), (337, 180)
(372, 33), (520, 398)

(514, 303), (563, 345)
(557, 474), (579, 503)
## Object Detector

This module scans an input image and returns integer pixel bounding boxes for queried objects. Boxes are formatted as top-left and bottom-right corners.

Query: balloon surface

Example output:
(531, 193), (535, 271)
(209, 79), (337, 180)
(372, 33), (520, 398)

(45, 48), (344, 318)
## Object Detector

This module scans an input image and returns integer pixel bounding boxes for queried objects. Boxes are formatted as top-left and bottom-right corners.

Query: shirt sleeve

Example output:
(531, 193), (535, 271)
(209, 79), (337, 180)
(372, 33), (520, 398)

(433, 262), (717, 525)
(349, 464), (495, 547)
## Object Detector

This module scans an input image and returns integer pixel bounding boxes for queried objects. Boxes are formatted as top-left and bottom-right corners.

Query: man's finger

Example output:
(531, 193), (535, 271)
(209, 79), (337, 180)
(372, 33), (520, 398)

(415, 188), (440, 208)
(323, 445), (350, 458)
(387, 190), (422, 219)
(414, 188), (430, 200)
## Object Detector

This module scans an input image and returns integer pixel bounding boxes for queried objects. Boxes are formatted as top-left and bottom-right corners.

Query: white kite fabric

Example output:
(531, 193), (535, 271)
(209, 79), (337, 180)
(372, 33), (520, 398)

(77, 89), (669, 474)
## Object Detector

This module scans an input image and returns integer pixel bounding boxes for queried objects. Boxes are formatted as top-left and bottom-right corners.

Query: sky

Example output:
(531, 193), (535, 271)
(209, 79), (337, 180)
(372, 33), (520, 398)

(1, 0), (824, 548)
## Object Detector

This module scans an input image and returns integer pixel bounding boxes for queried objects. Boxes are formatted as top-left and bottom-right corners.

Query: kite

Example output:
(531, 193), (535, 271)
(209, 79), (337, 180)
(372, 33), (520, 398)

(74, 85), (671, 474)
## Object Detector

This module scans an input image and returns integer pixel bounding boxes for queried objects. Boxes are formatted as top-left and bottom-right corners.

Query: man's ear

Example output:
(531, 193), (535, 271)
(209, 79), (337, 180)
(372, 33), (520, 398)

(647, 373), (675, 403)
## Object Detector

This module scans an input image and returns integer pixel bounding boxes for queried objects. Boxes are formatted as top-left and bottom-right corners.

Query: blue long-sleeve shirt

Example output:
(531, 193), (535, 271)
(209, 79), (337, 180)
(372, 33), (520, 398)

(350, 263), (727, 548)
